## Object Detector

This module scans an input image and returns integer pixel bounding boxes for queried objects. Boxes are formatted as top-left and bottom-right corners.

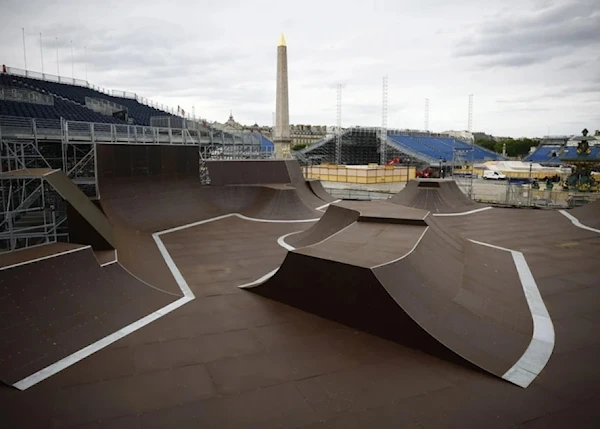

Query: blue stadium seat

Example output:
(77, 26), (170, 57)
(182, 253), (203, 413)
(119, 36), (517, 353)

(388, 135), (504, 162)
(524, 145), (562, 163)
(257, 134), (274, 152)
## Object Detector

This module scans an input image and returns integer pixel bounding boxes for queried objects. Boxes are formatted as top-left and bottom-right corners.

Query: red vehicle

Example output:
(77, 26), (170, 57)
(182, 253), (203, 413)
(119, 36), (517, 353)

(416, 167), (439, 178)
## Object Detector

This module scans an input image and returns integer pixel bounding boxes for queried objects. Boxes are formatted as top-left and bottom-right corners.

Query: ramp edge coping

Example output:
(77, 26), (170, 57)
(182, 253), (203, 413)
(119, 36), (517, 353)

(559, 210), (600, 234)
(469, 239), (555, 388)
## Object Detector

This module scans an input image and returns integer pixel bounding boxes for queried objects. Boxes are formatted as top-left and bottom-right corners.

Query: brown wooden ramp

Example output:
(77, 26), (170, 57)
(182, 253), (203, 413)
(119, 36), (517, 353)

(250, 204), (542, 387)
(390, 179), (485, 213)
(286, 204), (359, 248)
(1, 148), (599, 427)
(94, 146), (324, 294)
(43, 169), (116, 248)
(0, 245), (177, 388)
(306, 178), (337, 203)
(568, 198), (600, 228)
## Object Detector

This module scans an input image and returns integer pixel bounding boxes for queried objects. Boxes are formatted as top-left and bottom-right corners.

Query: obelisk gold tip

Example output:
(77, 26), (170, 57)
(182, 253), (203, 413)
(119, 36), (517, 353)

(278, 33), (286, 47)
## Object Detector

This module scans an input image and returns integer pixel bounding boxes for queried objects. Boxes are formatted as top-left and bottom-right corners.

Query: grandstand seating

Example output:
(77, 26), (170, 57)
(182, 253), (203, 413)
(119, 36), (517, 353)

(0, 73), (174, 126)
(0, 95), (125, 124)
(562, 146), (600, 159)
(257, 134), (274, 152)
(388, 134), (504, 162)
(524, 145), (562, 163)
(525, 144), (600, 163)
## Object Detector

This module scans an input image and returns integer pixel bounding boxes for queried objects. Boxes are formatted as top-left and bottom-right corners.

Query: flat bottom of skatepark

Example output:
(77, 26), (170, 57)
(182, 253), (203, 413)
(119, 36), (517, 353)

(1, 159), (599, 429)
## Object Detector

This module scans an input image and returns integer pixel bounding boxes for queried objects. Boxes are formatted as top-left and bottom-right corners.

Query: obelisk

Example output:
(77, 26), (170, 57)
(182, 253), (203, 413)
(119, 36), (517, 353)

(274, 33), (292, 159)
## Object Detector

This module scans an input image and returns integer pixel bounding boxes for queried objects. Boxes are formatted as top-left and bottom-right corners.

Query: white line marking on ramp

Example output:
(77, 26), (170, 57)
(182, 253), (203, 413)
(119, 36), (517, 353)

(277, 231), (301, 251)
(13, 212), (319, 390)
(469, 239), (555, 388)
(13, 295), (194, 391)
(558, 210), (600, 234)
(0, 245), (91, 271)
(316, 200), (342, 211)
(158, 213), (319, 235)
(371, 227), (429, 269)
(99, 249), (118, 267)
(432, 206), (492, 217)
(13, 241), (194, 390)
(238, 268), (280, 289)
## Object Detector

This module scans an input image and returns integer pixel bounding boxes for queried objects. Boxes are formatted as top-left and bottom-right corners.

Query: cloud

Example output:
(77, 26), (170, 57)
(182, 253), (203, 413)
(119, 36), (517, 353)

(453, 2), (600, 64)
(0, 0), (598, 137)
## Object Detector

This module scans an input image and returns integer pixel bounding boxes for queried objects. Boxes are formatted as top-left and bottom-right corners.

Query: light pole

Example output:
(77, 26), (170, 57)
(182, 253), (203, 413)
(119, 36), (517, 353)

(528, 161), (533, 206)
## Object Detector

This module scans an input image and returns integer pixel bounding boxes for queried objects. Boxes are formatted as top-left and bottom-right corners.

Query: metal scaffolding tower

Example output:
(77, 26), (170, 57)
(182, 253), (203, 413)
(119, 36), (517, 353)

(0, 116), (272, 253)
(379, 76), (388, 165)
(424, 98), (430, 131)
(336, 84), (342, 165)
(468, 94), (474, 132)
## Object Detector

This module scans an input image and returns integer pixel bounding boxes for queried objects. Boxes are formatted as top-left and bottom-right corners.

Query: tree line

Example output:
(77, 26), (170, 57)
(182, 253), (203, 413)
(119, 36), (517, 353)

(476, 129), (599, 158)
(475, 138), (539, 158)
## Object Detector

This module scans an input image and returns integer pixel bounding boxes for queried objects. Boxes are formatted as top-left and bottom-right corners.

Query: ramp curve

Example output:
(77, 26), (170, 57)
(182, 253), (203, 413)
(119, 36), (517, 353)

(248, 204), (552, 387)
(390, 179), (484, 214)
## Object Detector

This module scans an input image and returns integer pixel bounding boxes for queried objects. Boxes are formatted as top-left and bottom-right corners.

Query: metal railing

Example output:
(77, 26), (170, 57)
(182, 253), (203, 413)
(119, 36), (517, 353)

(458, 178), (600, 208)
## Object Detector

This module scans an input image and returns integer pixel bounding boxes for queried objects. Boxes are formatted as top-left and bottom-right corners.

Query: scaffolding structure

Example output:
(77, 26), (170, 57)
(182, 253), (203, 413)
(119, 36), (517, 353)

(452, 145), (475, 198)
(0, 115), (272, 252)
(300, 127), (431, 169)
(335, 84), (343, 165)
(379, 76), (388, 165)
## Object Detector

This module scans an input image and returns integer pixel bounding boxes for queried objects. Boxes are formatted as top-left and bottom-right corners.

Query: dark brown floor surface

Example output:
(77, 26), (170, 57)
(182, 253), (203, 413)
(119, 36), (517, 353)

(570, 197), (600, 228)
(0, 242), (85, 269)
(0, 170), (599, 428)
(0, 247), (177, 386)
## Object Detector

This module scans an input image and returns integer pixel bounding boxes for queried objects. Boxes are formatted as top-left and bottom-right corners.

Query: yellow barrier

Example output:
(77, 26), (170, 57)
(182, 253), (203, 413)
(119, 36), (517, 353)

(302, 164), (416, 184)
(454, 167), (568, 180)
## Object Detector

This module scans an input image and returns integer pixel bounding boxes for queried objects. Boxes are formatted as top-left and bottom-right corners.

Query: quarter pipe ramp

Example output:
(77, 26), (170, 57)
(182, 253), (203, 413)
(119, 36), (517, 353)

(390, 179), (484, 214)
(248, 202), (553, 388)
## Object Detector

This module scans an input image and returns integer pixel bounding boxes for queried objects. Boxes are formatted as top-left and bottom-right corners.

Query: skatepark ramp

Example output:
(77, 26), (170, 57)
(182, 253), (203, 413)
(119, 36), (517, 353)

(567, 198), (600, 229)
(248, 202), (553, 388)
(95, 146), (331, 293)
(390, 179), (485, 214)
(43, 169), (115, 248)
(0, 168), (115, 249)
(0, 243), (178, 389)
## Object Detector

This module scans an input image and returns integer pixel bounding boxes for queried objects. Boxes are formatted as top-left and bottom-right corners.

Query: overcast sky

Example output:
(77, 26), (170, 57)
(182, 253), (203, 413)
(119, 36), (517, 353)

(0, 0), (598, 137)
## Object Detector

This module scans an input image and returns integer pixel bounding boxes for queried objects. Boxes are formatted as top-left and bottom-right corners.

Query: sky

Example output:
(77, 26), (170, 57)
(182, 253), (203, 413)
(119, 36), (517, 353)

(0, 0), (598, 138)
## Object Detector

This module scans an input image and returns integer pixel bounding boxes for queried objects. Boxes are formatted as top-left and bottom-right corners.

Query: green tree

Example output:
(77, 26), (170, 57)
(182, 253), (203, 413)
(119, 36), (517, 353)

(475, 139), (496, 151)
(292, 143), (309, 151)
